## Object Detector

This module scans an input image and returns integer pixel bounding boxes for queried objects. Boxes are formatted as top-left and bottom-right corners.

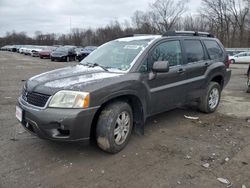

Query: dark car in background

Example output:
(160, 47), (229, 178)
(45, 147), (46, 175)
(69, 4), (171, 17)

(76, 46), (97, 61)
(74, 47), (84, 54)
(50, 46), (76, 62)
(39, 46), (57, 59)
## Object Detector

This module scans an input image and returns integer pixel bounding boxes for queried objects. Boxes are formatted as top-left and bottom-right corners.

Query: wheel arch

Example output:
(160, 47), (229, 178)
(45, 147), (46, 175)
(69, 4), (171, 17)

(210, 74), (224, 89)
(90, 94), (146, 139)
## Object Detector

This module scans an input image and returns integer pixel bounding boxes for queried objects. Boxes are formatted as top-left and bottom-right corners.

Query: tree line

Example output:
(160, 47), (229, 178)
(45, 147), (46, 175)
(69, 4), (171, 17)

(1, 0), (250, 48)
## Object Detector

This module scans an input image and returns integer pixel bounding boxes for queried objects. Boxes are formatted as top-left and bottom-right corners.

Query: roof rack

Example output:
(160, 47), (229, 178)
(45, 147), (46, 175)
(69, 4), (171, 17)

(163, 31), (214, 38)
(121, 34), (158, 38)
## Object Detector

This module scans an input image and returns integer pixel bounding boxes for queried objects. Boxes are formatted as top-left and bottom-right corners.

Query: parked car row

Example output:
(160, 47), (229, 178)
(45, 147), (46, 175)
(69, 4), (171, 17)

(0, 44), (98, 62)
(0, 45), (23, 52)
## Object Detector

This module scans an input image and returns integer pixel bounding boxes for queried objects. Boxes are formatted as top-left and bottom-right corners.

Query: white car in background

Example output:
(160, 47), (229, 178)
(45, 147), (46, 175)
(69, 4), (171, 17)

(24, 48), (33, 55)
(19, 47), (27, 54)
(30, 47), (44, 57)
(229, 52), (250, 64)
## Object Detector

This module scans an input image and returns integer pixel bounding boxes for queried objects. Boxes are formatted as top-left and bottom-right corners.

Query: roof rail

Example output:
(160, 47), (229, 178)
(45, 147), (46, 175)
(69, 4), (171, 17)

(121, 34), (157, 38)
(163, 31), (214, 38)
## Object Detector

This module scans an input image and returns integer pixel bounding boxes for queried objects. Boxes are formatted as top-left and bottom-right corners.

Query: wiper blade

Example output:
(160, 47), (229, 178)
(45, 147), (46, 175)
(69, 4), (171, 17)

(85, 62), (109, 72)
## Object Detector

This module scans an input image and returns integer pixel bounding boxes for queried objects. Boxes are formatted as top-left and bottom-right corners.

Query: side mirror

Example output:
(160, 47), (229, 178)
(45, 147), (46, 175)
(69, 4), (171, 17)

(152, 61), (170, 73)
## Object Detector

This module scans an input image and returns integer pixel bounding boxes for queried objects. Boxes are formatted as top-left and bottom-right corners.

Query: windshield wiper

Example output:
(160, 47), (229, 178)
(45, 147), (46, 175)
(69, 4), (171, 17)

(83, 62), (109, 72)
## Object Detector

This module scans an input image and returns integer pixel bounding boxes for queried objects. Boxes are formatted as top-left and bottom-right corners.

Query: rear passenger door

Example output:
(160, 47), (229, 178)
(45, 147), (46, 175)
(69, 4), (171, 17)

(246, 53), (250, 63)
(240, 52), (250, 63)
(145, 40), (187, 114)
(182, 39), (209, 99)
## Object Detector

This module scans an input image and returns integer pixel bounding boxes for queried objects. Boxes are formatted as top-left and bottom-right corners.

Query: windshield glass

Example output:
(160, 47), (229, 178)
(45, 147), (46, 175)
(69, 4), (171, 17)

(80, 39), (152, 71)
(55, 47), (70, 52)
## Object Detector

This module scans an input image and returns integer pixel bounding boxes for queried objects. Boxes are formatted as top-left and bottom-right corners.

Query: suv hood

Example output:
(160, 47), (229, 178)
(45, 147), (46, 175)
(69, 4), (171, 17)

(26, 65), (123, 94)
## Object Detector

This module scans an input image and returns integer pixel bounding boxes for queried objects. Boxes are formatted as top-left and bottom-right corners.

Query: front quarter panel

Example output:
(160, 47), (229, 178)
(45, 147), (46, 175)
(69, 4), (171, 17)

(88, 73), (149, 115)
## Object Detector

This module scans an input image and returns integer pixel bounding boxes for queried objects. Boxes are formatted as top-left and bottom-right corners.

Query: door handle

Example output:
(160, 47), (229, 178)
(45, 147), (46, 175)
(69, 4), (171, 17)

(177, 68), (186, 74)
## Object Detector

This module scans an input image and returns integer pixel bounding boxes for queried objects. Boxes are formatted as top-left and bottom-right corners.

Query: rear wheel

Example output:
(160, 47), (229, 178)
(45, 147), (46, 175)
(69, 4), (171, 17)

(51, 58), (54, 61)
(199, 82), (221, 113)
(247, 82), (250, 93)
(96, 101), (133, 153)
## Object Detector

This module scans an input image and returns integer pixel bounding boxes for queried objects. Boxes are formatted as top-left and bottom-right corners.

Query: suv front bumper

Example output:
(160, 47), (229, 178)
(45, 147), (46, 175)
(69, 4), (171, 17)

(17, 97), (99, 142)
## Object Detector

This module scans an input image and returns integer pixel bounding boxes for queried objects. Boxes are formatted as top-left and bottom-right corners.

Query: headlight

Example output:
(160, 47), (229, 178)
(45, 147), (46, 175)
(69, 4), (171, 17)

(49, 90), (90, 108)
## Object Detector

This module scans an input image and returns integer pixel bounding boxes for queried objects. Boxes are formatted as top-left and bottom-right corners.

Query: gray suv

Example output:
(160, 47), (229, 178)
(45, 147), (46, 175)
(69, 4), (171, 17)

(16, 31), (231, 153)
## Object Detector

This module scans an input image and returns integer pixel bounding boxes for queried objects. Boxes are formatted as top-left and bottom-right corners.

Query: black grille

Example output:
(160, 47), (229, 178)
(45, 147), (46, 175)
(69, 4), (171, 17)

(22, 89), (51, 107)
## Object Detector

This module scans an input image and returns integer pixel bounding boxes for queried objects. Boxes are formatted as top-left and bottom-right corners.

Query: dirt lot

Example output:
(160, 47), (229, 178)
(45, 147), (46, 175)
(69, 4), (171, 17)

(0, 51), (250, 188)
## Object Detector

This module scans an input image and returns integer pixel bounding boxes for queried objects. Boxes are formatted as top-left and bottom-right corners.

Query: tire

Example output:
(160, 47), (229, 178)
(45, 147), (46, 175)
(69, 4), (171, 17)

(247, 84), (250, 93)
(51, 58), (54, 61)
(199, 82), (221, 113)
(247, 87), (250, 93)
(66, 56), (70, 62)
(96, 101), (133, 153)
(230, 59), (235, 64)
(40, 56), (43, 59)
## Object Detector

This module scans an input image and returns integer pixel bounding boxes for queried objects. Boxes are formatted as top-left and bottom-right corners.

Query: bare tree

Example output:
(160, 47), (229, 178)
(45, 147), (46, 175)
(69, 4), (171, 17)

(200, 0), (250, 47)
(200, 0), (231, 46)
(2, 0), (250, 48)
(227, 0), (250, 46)
(182, 15), (209, 31)
(149, 0), (189, 33)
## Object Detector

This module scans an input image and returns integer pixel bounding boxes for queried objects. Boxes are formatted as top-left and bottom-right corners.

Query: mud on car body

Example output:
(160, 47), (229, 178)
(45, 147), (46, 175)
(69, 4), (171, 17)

(16, 31), (231, 153)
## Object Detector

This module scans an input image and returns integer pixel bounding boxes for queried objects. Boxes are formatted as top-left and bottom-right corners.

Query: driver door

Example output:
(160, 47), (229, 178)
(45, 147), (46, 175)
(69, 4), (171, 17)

(144, 40), (187, 115)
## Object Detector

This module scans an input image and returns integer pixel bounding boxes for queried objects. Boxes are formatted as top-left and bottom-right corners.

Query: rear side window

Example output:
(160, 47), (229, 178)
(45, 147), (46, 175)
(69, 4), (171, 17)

(238, 53), (247, 57)
(183, 40), (205, 63)
(204, 40), (223, 59)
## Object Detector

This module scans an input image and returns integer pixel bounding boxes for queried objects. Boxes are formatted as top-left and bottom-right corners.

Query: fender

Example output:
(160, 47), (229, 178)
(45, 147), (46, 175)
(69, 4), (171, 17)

(98, 89), (148, 135)
(203, 61), (226, 88)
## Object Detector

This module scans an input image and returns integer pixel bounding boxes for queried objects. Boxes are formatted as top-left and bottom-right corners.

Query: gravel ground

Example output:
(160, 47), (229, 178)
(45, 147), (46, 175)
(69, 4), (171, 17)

(0, 51), (250, 188)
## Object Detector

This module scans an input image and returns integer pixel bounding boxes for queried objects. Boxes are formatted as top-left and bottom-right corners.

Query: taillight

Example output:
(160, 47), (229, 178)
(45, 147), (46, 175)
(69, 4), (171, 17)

(225, 55), (231, 68)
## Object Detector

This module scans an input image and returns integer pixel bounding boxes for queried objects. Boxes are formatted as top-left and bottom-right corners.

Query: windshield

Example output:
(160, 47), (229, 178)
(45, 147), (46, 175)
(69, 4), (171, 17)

(55, 47), (70, 52)
(80, 39), (152, 71)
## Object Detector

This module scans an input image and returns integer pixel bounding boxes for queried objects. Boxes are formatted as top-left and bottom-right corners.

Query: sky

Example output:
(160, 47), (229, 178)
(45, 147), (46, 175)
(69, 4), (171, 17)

(0, 0), (201, 37)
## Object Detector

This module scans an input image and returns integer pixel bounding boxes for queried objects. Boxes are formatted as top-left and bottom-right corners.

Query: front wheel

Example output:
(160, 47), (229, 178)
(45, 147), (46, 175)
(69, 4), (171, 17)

(199, 82), (221, 113)
(230, 59), (235, 64)
(96, 101), (133, 153)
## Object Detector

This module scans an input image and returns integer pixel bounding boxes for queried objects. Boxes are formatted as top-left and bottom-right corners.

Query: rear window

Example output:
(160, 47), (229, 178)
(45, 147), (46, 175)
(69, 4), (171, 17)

(183, 40), (205, 63)
(204, 40), (223, 59)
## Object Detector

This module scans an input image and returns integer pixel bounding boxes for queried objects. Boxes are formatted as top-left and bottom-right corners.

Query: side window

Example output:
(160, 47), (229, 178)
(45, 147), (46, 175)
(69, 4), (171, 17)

(183, 40), (205, 63)
(237, 53), (245, 57)
(204, 40), (223, 60)
(148, 40), (182, 69)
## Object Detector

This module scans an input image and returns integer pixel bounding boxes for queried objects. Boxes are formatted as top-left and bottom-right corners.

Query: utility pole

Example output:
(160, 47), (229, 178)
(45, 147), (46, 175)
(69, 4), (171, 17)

(69, 17), (72, 33)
